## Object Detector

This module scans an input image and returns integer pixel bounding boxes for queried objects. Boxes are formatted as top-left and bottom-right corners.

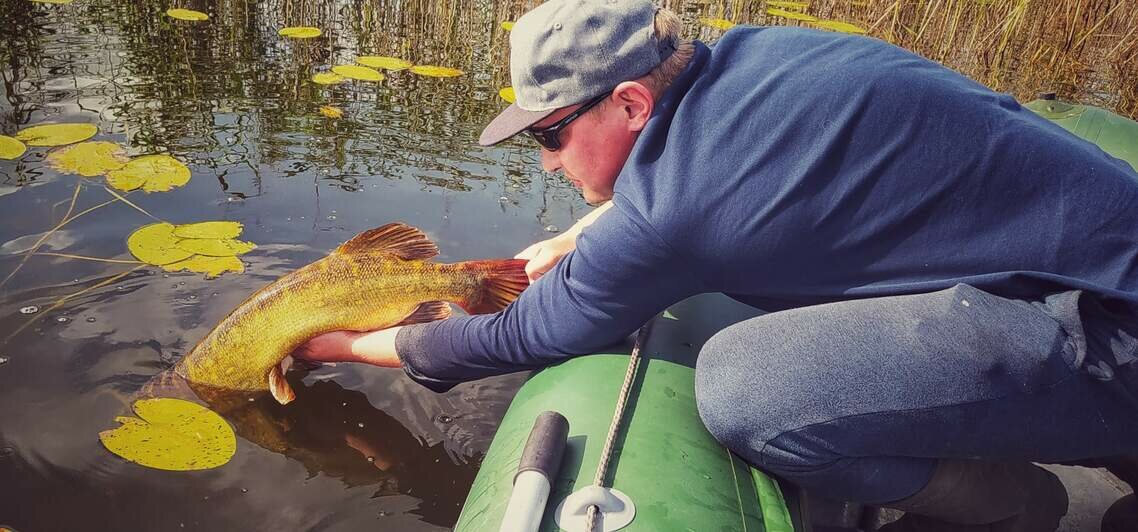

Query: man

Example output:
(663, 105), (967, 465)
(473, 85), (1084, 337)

(299, 0), (1138, 530)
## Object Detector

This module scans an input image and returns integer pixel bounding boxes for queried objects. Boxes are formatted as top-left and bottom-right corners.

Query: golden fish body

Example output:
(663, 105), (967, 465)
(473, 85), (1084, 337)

(174, 223), (527, 401)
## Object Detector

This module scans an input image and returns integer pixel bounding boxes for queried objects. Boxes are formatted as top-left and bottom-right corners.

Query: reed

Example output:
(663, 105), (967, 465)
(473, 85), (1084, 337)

(685, 0), (1138, 119)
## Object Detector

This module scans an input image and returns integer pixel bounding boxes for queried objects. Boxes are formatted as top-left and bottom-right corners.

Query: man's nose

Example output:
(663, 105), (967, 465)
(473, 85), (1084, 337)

(541, 148), (561, 173)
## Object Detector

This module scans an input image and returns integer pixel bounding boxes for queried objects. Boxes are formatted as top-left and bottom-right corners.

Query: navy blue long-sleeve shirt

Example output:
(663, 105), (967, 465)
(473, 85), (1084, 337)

(397, 27), (1138, 392)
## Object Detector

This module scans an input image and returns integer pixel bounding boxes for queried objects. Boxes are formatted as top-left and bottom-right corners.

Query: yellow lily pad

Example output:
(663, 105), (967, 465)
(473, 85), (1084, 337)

(768, 1), (809, 10)
(499, 87), (516, 103)
(501, 21), (514, 31)
(278, 26), (322, 39)
(319, 105), (344, 119)
(165, 255), (245, 277)
(99, 398), (236, 471)
(172, 221), (243, 239)
(311, 72), (346, 85)
(767, 7), (818, 21)
(700, 17), (736, 30)
(128, 222), (195, 265)
(356, 56), (412, 71)
(166, 8), (209, 21)
(176, 237), (256, 257)
(809, 19), (868, 34)
(15, 123), (98, 147)
(409, 65), (464, 78)
(331, 65), (384, 82)
(46, 141), (128, 177)
(0, 135), (27, 160)
(106, 154), (190, 192)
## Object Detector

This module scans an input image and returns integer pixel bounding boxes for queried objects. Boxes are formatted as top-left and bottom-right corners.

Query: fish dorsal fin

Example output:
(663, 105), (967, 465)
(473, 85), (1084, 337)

(335, 223), (439, 260)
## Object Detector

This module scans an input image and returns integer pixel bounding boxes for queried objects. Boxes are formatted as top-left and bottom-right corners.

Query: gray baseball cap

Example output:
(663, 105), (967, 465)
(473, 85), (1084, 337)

(479, 0), (675, 146)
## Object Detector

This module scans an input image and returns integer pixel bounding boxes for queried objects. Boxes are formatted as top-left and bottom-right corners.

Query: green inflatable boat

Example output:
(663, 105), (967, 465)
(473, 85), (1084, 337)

(455, 98), (1138, 532)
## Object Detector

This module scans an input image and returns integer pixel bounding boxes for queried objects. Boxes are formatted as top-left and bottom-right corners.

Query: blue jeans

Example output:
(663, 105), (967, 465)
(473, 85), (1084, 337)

(694, 284), (1138, 503)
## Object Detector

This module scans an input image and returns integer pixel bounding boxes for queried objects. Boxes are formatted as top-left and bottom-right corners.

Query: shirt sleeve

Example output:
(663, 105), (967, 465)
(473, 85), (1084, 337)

(395, 199), (703, 392)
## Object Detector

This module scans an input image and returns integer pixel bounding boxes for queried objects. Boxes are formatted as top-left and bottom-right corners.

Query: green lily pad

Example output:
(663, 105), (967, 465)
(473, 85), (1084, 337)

(356, 56), (412, 71)
(409, 65), (464, 78)
(45, 141), (128, 176)
(311, 72), (346, 85)
(172, 221), (243, 239)
(14, 123), (98, 147)
(127, 222), (195, 265)
(279, 26), (321, 39)
(166, 8), (209, 21)
(165, 255), (245, 277)
(176, 237), (256, 257)
(99, 398), (236, 471)
(0, 135), (27, 160)
(331, 65), (384, 82)
(106, 154), (190, 192)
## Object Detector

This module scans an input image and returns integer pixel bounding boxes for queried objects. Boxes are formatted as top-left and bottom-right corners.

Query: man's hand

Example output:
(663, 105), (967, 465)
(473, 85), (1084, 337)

(294, 327), (403, 368)
(515, 201), (613, 282)
(515, 234), (576, 282)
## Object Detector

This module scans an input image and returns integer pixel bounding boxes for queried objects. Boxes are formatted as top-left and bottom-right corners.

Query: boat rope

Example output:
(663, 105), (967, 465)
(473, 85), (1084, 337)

(585, 316), (656, 532)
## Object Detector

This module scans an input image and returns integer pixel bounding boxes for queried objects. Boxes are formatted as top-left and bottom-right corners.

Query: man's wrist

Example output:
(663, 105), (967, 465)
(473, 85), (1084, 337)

(348, 326), (403, 368)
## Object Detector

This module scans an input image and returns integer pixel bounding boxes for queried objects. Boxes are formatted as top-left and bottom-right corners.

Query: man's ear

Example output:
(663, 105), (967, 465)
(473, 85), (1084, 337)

(611, 81), (654, 132)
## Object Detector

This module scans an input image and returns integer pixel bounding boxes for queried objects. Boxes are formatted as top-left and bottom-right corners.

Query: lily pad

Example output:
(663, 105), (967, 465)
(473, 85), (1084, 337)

(172, 221), (243, 239)
(0, 136), (27, 160)
(700, 17), (736, 30)
(165, 255), (244, 277)
(278, 26), (322, 39)
(15, 123), (98, 147)
(501, 21), (514, 31)
(46, 141), (128, 177)
(311, 72), (346, 85)
(128, 222), (195, 265)
(767, 7), (818, 21)
(106, 154), (190, 192)
(768, 1), (809, 10)
(319, 105), (344, 119)
(331, 65), (384, 82)
(409, 65), (464, 78)
(356, 56), (412, 71)
(499, 87), (516, 103)
(99, 398), (236, 471)
(809, 19), (868, 34)
(176, 237), (256, 257)
(166, 8), (209, 21)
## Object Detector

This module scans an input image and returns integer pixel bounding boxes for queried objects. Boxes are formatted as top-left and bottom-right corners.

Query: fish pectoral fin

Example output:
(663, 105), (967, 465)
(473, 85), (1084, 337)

(269, 365), (296, 405)
(334, 223), (439, 260)
(396, 301), (453, 326)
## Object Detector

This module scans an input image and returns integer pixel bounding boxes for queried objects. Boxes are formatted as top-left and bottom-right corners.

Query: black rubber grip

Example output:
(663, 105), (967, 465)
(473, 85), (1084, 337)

(515, 411), (570, 482)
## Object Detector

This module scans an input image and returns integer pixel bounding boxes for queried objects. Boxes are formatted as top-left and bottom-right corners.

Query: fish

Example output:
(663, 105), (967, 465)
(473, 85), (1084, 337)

(173, 222), (529, 405)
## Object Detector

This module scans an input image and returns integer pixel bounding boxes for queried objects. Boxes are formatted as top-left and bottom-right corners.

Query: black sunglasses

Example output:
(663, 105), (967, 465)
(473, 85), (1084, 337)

(526, 91), (611, 151)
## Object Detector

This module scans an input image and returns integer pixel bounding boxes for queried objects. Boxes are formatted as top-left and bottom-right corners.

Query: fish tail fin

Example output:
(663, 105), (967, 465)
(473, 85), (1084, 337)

(456, 259), (530, 314)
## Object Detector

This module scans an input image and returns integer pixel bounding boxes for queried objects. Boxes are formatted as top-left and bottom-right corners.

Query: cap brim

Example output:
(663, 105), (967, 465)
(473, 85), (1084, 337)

(479, 103), (557, 146)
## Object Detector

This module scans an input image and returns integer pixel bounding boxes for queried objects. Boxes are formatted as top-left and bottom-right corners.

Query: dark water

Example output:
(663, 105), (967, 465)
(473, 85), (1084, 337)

(0, 0), (594, 529)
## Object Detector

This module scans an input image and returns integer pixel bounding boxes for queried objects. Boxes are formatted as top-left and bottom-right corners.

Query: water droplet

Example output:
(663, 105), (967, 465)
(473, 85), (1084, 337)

(0, 357), (8, 365)
(435, 414), (453, 424)
(211, 292), (219, 297)
(188, 294), (197, 300)
(498, 196), (509, 202)
(55, 316), (70, 323)
(86, 317), (96, 323)
(178, 281), (185, 286)
(117, 285), (127, 291)
(342, 402), (347, 406)
(248, 397), (256, 402)
(366, 456), (375, 463)
(163, 274), (170, 278)
(544, 225), (559, 233)
(357, 422), (364, 428)
(240, 488), (248, 493)
(203, 495), (210, 501)
(327, 215), (337, 221)
(19, 306), (39, 315)
(377, 511), (389, 517)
